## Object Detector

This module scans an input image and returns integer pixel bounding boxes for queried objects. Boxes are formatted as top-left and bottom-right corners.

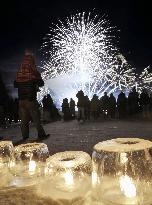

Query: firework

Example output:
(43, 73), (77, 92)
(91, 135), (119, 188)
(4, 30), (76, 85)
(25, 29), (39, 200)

(40, 12), (136, 105)
(135, 66), (152, 93)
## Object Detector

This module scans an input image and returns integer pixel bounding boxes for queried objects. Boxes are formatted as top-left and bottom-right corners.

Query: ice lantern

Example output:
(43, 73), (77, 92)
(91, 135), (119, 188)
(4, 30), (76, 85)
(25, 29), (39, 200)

(0, 141), (14, 187)
(9, 143), (49, 187)
(38, 151), (92, 202)
(92, 138), (152, 205)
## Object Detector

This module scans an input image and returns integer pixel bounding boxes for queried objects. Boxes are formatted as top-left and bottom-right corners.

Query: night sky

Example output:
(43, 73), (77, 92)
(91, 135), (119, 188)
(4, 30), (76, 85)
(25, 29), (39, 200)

(0, 0), (152, 96)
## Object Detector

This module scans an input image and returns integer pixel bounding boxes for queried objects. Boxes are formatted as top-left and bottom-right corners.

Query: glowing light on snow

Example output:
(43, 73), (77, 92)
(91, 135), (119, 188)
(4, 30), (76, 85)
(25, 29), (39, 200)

(39, 12), (152, 105)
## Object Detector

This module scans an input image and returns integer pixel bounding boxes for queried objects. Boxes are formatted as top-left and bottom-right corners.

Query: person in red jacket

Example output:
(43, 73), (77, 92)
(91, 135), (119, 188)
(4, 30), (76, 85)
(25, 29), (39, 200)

(14, 50), (49, 140)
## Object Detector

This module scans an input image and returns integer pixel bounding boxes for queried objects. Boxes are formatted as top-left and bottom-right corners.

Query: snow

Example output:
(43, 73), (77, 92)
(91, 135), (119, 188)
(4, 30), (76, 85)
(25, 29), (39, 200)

(0, 119), (152, 156)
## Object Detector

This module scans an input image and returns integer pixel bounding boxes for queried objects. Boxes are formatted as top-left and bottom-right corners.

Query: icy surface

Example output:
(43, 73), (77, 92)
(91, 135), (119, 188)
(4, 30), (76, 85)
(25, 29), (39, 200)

(0, 184), (103, 205)
(1, 119), (152, 155)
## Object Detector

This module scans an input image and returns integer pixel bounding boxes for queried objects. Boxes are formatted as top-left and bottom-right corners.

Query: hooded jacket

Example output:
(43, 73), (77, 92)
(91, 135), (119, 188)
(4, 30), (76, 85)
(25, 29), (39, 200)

(14, 53), (44, 101)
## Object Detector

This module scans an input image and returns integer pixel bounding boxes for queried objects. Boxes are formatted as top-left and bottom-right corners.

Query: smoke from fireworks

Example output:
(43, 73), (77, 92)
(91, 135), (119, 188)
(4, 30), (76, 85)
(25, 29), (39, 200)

(39, 12), (137, 105)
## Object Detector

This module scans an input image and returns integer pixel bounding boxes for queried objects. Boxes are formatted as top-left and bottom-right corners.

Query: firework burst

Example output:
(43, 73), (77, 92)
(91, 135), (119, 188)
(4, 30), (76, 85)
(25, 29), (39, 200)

(40, 12), (136, 104)
(135, 66), (152, 93)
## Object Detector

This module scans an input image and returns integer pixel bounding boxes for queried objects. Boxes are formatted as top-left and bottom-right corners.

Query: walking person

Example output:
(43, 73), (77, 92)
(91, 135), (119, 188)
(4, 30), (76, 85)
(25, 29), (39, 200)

(14, 50), (49, 141)
(128, 87), (139, 117)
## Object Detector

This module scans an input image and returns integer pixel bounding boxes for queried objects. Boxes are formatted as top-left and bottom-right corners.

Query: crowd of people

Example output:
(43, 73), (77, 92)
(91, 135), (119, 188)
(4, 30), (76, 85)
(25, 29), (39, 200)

(1, 87), (152, 128)
(42, 94), (61, 123)
(61, 87), (152, 121)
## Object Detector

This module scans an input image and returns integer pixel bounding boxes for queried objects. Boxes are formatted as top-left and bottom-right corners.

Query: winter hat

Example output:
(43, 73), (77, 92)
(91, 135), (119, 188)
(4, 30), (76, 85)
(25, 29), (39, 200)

(16, 50), (42, 83)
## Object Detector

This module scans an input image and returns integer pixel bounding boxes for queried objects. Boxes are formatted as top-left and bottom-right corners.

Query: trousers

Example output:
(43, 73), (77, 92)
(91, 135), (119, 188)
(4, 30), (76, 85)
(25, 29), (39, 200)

(19, 100), (46, 139)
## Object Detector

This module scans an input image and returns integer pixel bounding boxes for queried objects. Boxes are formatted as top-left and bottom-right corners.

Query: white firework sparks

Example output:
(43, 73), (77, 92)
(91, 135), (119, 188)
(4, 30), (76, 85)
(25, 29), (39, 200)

(40, 12), (136, 105)
(135, 66), (152, 93)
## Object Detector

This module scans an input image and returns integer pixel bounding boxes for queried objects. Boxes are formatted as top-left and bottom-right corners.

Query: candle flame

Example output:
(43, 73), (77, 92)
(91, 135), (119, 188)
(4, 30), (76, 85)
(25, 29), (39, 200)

(9, 161), (15, 168)
(64, 170), (74, 186)
(120, 153), (128, 164)
(29, 160), (36, 174)
(119, 175), (136, 198)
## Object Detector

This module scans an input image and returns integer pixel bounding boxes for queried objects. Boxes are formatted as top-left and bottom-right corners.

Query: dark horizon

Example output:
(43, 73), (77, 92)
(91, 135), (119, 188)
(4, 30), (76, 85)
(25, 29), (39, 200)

(0, 0), (152, 96)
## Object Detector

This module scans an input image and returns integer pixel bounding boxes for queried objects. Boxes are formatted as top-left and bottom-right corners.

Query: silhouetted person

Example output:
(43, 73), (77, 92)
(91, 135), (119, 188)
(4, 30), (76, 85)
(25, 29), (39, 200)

(62, 98), (71, 121)
(109, 93), (116, 118)
(51, 104), (61, 121)
(90, 94), (100, 120)
(76, 90), (85, 121)
(117, 91), (127, 119)
(42, 95), (50, 123)
(128, 87), (139, 116)
(100, 92), (109, 119)
(14, 50), (48, 140)
(140, 89), (150, 119)
(69, 98), (75, 119)
(84, 95), (90, 120)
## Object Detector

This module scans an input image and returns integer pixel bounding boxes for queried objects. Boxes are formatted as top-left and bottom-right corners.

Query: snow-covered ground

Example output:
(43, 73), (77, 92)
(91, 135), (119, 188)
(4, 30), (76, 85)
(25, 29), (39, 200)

(1, 119), (152, 155)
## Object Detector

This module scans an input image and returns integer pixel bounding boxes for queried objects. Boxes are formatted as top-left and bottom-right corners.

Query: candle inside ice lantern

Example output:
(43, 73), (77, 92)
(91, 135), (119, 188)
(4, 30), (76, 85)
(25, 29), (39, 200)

(38, 151), (91, 201)
(29, 160), (37, 175)
(0, 141), (14, 187)
(62, 160), (74, 187)
(120, 175), (136, 198)
(92, 138), (152, 205)
(64, 170), (74, 187)
(9, 142), (49, 186)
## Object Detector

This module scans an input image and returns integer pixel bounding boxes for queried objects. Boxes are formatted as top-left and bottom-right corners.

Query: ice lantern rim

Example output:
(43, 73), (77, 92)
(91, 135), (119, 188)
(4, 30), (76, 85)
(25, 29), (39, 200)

(14, 143), (49, 153)
(14, 142), (49, 161)
(93, 138), (152, 153)
(46, 151), (92, 172)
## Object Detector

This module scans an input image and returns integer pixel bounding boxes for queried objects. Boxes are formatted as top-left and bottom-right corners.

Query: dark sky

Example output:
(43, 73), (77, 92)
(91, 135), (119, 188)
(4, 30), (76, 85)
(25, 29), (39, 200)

(0, 0), (152, 96)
